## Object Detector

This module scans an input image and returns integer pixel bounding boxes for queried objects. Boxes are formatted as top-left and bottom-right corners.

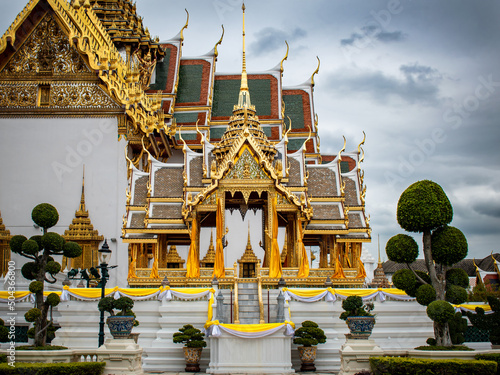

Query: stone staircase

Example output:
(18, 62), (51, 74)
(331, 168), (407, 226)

(237, 282), (261, 324)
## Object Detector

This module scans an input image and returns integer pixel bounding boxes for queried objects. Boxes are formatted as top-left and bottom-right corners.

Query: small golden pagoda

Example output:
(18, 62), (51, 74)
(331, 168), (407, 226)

(238, 225), (261, 278)
(165, 245), (185, 269)
(0, 210), (11, 277)
(200, 231), (216, 268)
(62, 171), (104, 270)
(369, 237), (390, 288)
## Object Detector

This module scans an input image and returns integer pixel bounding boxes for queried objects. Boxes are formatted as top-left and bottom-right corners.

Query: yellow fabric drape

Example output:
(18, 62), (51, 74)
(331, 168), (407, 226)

(332, 256), (346, 279)
(128, 245), (137, 279)
(213, 198), (225, 279)
(186, 216), (200, 278)
(149, 246), (159, 278)
(357, 258), (367, 279)
(269, 196), (283, 278)
(297, 221), (309, 278)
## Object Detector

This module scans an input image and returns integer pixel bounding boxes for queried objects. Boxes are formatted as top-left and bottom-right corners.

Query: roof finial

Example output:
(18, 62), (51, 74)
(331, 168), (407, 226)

(79, 165), (86, 212)
(247, 221), (251, 248)
(378, 234), (381, 264)
(238, 2), (251, 108)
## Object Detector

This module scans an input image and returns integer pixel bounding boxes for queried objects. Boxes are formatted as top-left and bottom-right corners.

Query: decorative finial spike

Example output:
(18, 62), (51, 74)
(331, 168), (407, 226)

(238, 1), (251, 108)
(79, 165), (86, 212)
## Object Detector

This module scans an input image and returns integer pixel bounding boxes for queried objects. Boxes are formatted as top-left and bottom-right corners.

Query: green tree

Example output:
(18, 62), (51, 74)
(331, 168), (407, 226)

(386, 180), (468, 347)
(10, 203), (82, 347)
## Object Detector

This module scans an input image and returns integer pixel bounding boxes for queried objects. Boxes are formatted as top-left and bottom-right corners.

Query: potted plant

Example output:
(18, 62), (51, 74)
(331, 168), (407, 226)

(293, 320), (327, 372)
(98, 296), (139, 339)
(173, 324), (207, 372)
(339, 295), (375, 339)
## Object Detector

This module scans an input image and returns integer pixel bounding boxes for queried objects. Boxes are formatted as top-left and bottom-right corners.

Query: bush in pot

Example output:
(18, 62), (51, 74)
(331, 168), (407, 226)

(293, 320), (326, 372)
(98, 296), (138, 339)
(340, 295), (375, 339)
(173, 324), (207, 372)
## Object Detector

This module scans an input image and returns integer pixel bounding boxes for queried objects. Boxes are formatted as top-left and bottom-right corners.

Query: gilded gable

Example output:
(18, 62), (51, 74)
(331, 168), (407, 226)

(1, 13), (91, 77)
(225, 148), (268, 180)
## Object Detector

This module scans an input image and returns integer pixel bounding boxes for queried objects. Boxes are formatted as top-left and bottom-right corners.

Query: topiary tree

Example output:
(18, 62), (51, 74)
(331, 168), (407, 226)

(386, 180), (468, 347)
(173, 324), (207, 348)
(467, 296), (500, 345)
(10, 203), (82, 347)
(293, 320), (327, 347)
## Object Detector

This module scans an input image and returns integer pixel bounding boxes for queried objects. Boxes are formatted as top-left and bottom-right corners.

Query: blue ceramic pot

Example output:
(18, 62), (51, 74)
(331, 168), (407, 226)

(345, 316), (375, 339)
(106, 316), (135, 339)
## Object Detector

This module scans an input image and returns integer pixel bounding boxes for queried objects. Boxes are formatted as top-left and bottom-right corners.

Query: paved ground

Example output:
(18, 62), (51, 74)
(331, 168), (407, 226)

(144, 373), (337, 375)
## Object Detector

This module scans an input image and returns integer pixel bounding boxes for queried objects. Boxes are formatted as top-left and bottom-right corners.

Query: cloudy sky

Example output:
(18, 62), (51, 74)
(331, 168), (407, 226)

(1, 0), (499, 261)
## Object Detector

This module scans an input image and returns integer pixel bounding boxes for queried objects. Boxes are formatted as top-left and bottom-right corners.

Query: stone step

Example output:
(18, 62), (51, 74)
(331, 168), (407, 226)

(237, 283), (258, 290)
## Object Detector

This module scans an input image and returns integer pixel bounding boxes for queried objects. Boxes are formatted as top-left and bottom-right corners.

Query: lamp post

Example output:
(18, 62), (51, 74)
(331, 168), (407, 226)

(97, 239), (115, 347)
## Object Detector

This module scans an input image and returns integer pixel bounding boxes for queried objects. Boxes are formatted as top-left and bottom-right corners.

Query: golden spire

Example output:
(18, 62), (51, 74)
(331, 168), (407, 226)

(378, 234), (381, 265)
(238, 2), (251, 108)
(246, 221), (251, 249)
(78, 166), (87, 214)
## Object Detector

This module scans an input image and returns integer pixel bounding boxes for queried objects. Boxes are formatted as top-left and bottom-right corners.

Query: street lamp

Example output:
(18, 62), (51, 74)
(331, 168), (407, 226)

(97, 239), (117, 347)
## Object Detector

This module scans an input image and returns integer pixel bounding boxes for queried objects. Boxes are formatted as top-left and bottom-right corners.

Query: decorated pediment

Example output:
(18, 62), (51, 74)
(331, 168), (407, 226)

(224, 147), (269, 181)
(1, 13), (91, 77)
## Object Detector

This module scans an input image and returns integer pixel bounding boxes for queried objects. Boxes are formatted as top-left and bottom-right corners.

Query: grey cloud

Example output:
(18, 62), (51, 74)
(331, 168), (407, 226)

(473, 202), (500, 219)
(249, 27), (306, 56)
(340, 25), (406, 46)
(331, 64), (443, 106)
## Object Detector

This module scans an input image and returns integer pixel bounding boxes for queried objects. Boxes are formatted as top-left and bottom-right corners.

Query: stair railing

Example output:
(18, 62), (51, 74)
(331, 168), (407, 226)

(234, 262), (240, 324)
(257, 263), (265, 324)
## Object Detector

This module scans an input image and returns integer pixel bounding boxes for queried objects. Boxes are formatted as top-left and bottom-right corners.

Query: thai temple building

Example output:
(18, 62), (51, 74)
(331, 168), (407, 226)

(0, 0), (371, 288)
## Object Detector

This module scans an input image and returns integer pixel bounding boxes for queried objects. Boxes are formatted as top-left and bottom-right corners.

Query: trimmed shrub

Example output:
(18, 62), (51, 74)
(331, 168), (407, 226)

(415, 344), (473, 351)
(173, 324), (207, 348)
(293, 320), (327, 347)
(31, 203), (59, 229)
(9, 235), (27, 254)
(45, 261), (61, 275)
(21, 240), (40, 256)
(41, 232), (64, 253)
(0, 361), (105, 374)
(397, 180), (453, 233)
(29, 281), (43, 294)
(0, 354), (6, 363)
(24, 308), (42, 323)
(427, 300), (455, 324)
(415, 284), (436, 306)
(21, 262), (39, 280)
(46, 293), (60, 307)
(446, 268), (469, 289)
(385, 234), (419, 264)
(63, 241), (82, 258)
(446, 284), (468, 305)
(392, 269), (416, 294)
(431, 225), (468, 266)
(370, 356), (497, 375)
(448, 312), (468, 345)
(476, 354), (500, 375)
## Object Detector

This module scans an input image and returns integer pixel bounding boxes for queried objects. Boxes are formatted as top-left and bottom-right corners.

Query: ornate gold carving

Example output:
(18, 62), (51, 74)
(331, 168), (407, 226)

(50, 83), (119, 108)
(1, 14), (90, 77)
(225, 149), (268, 180)
(0, 84), (37, 107)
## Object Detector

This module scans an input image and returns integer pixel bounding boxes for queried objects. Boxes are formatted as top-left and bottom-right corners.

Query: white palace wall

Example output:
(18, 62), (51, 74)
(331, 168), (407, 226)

(0, 117), (129, 287)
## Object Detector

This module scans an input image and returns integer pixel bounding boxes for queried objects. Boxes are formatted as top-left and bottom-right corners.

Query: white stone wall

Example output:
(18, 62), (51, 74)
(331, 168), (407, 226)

(0, 117), (128, 287)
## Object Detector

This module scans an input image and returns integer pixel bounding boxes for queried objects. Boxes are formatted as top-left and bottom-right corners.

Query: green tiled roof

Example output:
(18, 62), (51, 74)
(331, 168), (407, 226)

(149, 48), (170, 91)
(340, 161), (349, 173)
(287, 138), (305, 151)
(177, 64), (203, 103)
(212, 78), (272, 117)
(284, 94), (305, 130)
(261, 126), (272, 137)
(210, 127), (227, 140)
(174, 132), (198, 141)
(174, 112), (199, 124)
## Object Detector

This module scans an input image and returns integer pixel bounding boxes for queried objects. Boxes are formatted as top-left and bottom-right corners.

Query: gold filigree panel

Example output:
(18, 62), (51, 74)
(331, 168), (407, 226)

(0, 84), (37, 107)
(50, 83), (119, 108)
(225, 149), (268, 180)
(0, 82), (120, 109)
(1, 13), (91, 76)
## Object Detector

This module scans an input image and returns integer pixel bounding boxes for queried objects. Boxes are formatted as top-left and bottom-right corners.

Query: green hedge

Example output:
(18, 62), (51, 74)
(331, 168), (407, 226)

(370, 356), (497, 375)
(0, 362), (105, 375)
(476, 354), (500, 375)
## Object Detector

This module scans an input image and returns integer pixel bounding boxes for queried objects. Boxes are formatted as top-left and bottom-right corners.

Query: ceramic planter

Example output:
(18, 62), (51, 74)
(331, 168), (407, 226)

(346, 316), (375, 339)
(106, 316), (135, 339)
(298, 345), (317, 372)
(183, 346), (203, 372)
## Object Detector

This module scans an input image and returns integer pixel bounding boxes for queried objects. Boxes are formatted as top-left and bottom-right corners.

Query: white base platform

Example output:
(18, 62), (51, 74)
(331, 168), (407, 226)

(207, 327), (294, 374)
(338, 337), (384, 375)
